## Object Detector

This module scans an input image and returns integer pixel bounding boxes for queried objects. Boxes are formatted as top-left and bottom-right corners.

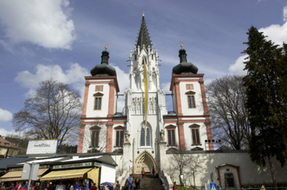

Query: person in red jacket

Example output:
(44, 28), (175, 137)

(172, 182), (177, 190)
(14, 182), (19, 190)
(89, 183), (97, 190)
(141, 168), (145, 178)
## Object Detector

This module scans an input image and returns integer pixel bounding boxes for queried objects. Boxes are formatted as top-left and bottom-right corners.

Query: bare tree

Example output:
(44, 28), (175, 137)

(167, 151), (203, 188)
(13, 79), (82, 146)
(206, 75), (250, 150)
(185, 154), (203, 188)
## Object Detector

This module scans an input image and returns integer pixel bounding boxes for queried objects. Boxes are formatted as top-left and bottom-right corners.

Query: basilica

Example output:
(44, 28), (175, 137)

(77, 14), (287, 188)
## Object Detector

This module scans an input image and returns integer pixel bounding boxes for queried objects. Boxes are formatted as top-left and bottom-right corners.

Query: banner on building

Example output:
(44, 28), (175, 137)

(26, 139), (58, 154)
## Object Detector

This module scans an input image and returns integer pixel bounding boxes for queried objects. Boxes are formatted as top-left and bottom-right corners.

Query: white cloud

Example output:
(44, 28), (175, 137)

(15, 63), (89, 98)
(283, 6), (287, 22)
(259, 6), (287, 45)
(0, 108), (13, 122)
(161, 82), (171, 94)
(113, 65), (130, 93)
(14, 63), (131, 112)
(113, 65), (129, 112)
(229, 55), (247, 76)
(0, 0), (75, 49)
(259, 23), (287, 45)
(0, 128), (13, 137)
(230, 6), (287, 76)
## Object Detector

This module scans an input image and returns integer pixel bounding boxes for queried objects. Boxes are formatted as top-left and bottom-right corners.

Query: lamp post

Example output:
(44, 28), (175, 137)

(180, 174), (187, 190)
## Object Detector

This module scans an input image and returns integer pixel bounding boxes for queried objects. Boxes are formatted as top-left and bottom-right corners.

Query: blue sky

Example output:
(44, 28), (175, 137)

(0, 0), (287, 137)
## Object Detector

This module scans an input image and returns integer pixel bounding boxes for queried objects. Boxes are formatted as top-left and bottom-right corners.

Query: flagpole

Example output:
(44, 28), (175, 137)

(143, 57), (148, 141)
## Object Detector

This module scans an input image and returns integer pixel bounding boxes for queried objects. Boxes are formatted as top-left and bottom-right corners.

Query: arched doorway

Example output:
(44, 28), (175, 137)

(134, 151), (156, 174)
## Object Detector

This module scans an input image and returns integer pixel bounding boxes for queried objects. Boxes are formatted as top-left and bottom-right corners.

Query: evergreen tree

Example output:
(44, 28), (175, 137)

(243, 26), (287, 168)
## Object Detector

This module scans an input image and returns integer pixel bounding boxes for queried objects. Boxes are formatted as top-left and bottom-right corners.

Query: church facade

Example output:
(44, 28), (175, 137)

(76, 15), (287, 188)
(77, 14), (213, 174)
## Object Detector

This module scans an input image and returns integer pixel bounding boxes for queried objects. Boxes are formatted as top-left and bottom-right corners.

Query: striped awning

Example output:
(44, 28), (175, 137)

(40, 168), (94, 181)
(0, 168), (49, 182)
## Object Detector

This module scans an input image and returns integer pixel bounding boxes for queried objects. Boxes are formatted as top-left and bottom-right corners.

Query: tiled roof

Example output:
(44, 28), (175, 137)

(0, 137), (19, 149)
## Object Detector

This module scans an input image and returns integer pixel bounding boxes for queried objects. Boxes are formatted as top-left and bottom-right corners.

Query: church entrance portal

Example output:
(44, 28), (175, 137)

(134, 151), (156, 174)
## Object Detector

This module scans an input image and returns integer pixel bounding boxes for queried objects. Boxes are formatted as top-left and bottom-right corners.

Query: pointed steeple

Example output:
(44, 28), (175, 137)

(136, 13), (152, 50)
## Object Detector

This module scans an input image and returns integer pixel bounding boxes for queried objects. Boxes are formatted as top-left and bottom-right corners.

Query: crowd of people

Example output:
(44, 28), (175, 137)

(127, 174), (140, 190)
(0, 180), (111, 190)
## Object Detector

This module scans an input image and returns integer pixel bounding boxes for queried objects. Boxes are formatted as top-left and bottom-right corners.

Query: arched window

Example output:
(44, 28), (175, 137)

(114, 126), (125, 147)
(190, 124), (201, 145)
(186, 91), (196, 108)
(90, 126), (101, 148)
(93, 92), (103, 110)
(140, 126), (151, 147)
(166, 125), (176, 146)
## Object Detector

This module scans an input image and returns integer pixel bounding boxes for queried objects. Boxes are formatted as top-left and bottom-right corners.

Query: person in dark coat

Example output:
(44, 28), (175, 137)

(34, 183), (40, 190)
(134, 176), (140, 190)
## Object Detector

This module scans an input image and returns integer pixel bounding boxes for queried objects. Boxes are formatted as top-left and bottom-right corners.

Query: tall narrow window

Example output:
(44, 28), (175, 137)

(166, 125), (176, 146)
(146, 128), (150, 146)
(115, 126), (124, 147)
(90, 126), (101, 148)
(188, 95), (196, 108)
(186, 91), (196, 108)
(224, 173), (235, 188)
(140, 128), (145, 146)
(190, 124), (201, 145)
(94, 93), (103, 110)
(140, 126), (151, 147)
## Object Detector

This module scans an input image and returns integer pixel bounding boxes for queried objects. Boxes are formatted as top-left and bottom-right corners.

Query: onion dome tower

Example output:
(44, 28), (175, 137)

(90, 45), (117, 76)
(172, 44), (198, 75)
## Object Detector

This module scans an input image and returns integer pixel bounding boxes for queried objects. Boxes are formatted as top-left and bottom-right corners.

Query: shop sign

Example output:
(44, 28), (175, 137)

(53, 162), (93, 169)
(26, 139), (58, 154)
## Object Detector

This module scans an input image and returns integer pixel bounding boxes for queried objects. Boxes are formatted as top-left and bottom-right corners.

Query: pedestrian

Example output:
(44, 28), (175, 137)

(152, 167), (155, 177)
(56, 182), (66, 190)
(0, 182), (6, 190)
(14, 182), (19, 190)
(48, 182), (54, 190)
(172, 182), (177, 190)
(34, 183), (40, 190)
(114, 181), (120, 190)
(19, 183), (26, 190)
(127, 174), (134, 190)
(134, 176), (140, 190)
(141, 168), (145, 178)
(89, 183), (97, 190)
(67, 183), (74, 190)
(73, 182), (80, 190)
(24, 182), (28, 190)
(9, 183), (15, 190)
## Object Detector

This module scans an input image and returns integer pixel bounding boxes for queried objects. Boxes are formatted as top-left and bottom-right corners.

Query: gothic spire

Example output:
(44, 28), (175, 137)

(136, 13), (152, 50)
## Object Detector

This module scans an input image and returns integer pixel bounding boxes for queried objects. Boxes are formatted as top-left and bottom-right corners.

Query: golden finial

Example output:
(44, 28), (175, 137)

(180, 42), (183, 48)
(142, 12), (145, 17)
(105, 44), (108, 50)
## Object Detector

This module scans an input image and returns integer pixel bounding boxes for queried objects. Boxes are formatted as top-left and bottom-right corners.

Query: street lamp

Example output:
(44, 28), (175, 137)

(180, 174), (187, 190)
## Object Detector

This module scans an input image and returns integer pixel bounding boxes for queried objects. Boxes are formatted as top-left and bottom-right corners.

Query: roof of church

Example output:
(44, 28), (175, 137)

(90, 47), (117, 77)
(172, 48), (198, 75)
(136, 13), (152, 50)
